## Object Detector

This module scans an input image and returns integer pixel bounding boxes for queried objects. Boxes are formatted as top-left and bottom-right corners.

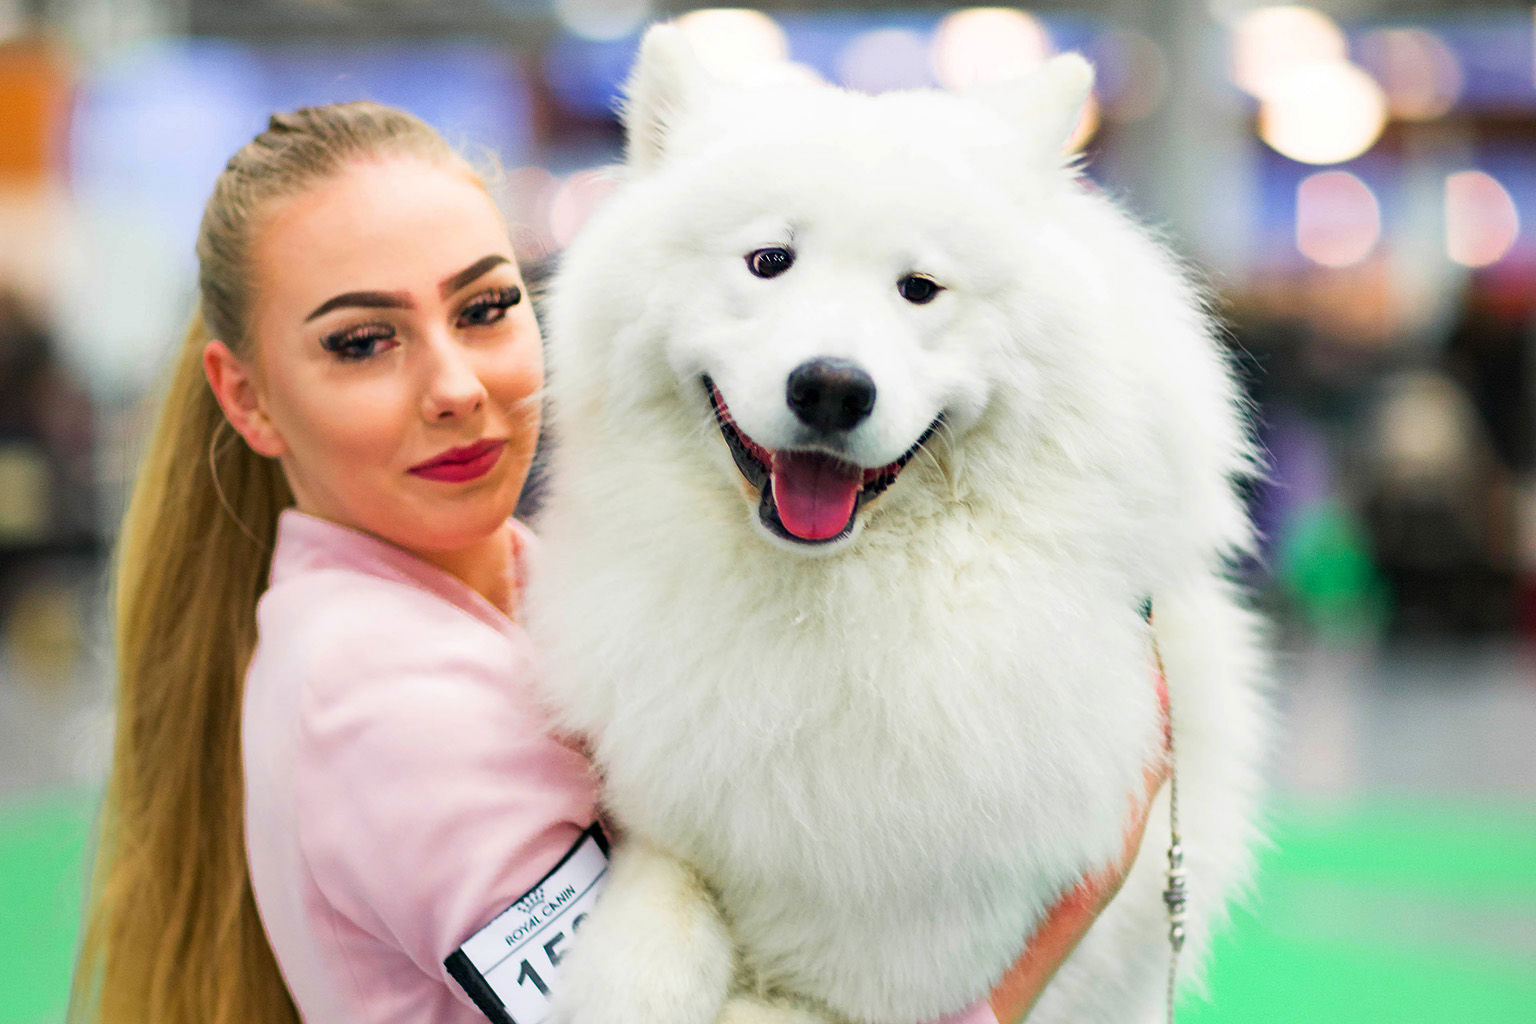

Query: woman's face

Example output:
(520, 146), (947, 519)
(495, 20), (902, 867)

(240, 156), (542, 555)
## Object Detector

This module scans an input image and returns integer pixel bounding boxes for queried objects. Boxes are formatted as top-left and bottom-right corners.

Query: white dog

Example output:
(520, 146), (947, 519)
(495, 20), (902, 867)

(526, 25), (1268, 1024)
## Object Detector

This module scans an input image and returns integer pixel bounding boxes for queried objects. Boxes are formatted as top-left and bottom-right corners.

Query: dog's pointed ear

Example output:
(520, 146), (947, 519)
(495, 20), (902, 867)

(966, 52), (1094, 160)
(621, 23), (711, 174)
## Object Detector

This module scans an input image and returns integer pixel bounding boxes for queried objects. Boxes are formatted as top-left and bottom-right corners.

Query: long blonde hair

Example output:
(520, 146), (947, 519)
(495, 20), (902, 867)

(72, 102), (469, 1024)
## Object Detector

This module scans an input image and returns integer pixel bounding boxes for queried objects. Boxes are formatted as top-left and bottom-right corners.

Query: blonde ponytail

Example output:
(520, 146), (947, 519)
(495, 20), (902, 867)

(72, 310), (296, 1024)
(73, 101), (469, 1024)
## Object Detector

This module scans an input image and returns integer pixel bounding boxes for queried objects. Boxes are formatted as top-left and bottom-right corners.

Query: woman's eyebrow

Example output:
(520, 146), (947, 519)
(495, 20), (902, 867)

(305, 290), (413, 322)
(302, 255), (509, 323)
(439, 254), (510, 297)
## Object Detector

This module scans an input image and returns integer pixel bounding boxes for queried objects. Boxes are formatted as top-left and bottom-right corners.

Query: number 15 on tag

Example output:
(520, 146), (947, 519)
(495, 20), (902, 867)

(446, 826), (611, 1024)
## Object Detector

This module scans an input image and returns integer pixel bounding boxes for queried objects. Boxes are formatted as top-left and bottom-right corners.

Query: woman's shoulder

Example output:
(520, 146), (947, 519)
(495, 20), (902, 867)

(264, 588), (529, 718)
(261, 557), (498, 638)
(251, 570), (531, 736)
(247, 510), (554, 753)
(259, 509), (526, 656)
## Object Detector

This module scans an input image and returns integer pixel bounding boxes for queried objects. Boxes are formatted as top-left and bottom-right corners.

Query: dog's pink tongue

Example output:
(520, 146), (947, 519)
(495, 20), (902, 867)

(771, 451), (862, 541)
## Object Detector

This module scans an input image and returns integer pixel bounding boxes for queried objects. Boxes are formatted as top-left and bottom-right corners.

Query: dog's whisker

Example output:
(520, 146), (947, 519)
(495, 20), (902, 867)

(913, 437), (943, 481)
(940, 422), (966, 496)
(912, 421), (958, 497)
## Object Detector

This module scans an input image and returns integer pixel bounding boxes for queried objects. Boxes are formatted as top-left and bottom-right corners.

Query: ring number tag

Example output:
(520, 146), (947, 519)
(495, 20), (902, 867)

(446, 824), (611, 1024)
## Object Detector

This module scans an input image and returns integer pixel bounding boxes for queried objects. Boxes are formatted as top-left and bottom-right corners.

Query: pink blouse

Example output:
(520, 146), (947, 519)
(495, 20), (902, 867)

(242, 509), (600, 1024)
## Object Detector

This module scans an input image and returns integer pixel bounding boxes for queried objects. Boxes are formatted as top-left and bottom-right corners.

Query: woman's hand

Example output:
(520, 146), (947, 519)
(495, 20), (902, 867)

(987, 679), (1172, 1024)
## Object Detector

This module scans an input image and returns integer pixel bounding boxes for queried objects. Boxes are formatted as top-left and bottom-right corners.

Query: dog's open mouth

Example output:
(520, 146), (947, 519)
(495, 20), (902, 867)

(703, 376), (938, 545)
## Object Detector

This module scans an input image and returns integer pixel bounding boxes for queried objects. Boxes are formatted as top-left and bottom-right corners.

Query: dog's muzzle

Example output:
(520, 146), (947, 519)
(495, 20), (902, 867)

(703, 375), (939, 545)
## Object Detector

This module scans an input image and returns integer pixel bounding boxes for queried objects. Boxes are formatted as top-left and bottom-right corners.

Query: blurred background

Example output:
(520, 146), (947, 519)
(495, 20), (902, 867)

(0, 0), (1533, 1021)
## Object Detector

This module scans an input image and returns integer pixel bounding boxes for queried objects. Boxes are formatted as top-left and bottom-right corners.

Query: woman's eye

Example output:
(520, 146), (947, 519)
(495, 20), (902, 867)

(320, 325), (395, 361)
(457, 285), (523, 328)
(746, 247), (794, 279)
(897, 274), (943, 304)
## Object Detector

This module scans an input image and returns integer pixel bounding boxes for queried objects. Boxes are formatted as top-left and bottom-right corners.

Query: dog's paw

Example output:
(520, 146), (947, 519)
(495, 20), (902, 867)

(548, 841), (734, 1024)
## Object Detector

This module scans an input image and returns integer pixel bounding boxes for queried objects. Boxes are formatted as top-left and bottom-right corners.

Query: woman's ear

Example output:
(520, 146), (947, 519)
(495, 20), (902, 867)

(203, 340), (287, 458)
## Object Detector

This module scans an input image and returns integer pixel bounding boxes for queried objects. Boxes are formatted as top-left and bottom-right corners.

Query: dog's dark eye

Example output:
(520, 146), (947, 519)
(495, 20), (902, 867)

(897, 274), (942, 304)
(747, 247), (794, 279)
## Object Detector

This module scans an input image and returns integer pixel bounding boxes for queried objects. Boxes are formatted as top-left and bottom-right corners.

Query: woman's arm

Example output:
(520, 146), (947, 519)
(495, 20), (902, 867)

(987, 752), (1170, 1024)
(291, 614), (600, 1012)
(989, 667), (1173, 1024)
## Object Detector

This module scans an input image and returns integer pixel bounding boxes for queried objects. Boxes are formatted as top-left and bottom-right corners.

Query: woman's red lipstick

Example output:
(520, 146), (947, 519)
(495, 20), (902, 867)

(408, 439), (505, 483)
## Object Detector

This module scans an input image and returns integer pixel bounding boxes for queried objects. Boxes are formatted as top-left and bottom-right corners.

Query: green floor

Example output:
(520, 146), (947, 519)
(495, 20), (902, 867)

(0, 790), (94, 1024)
(1182, 800), (1536, 1023)
(3, 792), (1534, 1024)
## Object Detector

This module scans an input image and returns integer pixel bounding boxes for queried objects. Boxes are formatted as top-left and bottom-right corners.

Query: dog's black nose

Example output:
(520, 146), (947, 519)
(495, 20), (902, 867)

(786, 359), (877, 432)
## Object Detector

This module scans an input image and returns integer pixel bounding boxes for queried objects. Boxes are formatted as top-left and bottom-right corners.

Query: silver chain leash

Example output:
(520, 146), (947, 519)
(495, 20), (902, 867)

(1161, 708), (1185, 1024)
(1144, 602), (1185, 1024)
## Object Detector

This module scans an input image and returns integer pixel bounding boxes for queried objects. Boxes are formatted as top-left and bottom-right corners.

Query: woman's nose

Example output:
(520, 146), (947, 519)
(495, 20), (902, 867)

(421, 337), (487, 421)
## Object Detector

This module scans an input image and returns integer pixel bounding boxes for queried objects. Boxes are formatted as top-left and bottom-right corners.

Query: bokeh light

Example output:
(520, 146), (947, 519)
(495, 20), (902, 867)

(553, 0), (653, 42)
(931, 8), (1051, 91)
(1376, 370), (1483, 486)
(837, 27), (933, 93)
(1296, 170), (1381, 268)
(675, 8), (789, 82)
(1231, 5), (1347, 99)
(1357, 27), (1463, 121)
(1258, 61), (1388, 164)
(1445, 170), (1520, 267)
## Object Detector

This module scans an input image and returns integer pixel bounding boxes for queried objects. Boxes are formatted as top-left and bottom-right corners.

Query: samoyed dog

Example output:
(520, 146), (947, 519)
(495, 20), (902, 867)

(527, 25), (1268, 1024)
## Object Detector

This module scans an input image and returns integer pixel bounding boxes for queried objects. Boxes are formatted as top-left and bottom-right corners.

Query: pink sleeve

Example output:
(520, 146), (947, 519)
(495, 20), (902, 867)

(294, 617), (598, 1002)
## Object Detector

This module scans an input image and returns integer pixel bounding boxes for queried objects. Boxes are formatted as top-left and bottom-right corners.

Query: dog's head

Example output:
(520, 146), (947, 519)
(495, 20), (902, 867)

(546, 27), (1238, 562)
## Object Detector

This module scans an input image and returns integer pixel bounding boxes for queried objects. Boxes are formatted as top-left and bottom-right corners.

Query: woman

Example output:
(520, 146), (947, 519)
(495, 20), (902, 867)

(71, 101), (1162, 1024)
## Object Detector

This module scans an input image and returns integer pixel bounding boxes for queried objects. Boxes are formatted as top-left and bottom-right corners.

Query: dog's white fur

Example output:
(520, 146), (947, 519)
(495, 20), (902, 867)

(528, 26), (1269, 1024)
